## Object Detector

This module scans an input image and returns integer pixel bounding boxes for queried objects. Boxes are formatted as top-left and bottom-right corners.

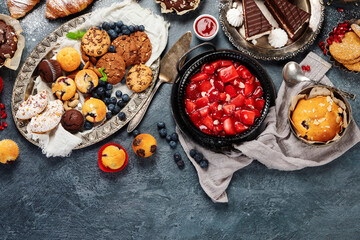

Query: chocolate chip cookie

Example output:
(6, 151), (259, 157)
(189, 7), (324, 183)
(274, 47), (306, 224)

(112, 35), (137, 67)
(126, 64), (153, 93)
(81, 27), (111, 57)
(130, 32), (152, 64)
(96, 53), (125, 85)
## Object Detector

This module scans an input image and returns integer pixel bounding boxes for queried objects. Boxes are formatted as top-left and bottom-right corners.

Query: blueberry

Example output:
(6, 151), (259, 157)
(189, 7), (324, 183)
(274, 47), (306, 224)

(134, 25), (139, 31)
(99, 80), (106, 87)
(91, 92), (99, 99)
(108, 104), (115, 112)
(117, 100), (124, 107)
(194, 153), (203, 163)
(177, 160), (185, 169)
(108, 29), (117, 40)
(159, 128), (167, 138)
(121, 77), (126, 84)
(84, 121), (94, 130)
(118, 112), (126, 120)
(79, 63), (84, 70)
(121, 25), (128, 31)
(133, 129), (140, 137)
(122, 94), (130, 102)
(190, 149), (197, 158)
(103, 97), (110, 105)
(109, 22), (116, 29)
(112, 105), (121, 114)
(115, 90), (122, 98)
(157, 122), (165, 129)
(169, 141), (177, 149)
(166, 135), (171, 142)
(106, 83), (113, 90)
(199, 160), (209, 169)
(116, 21), (123, 28)
(110, 97), (117, 105)
(117, 33), (123, 37)
(106, 112), (112, 120)
(102, 22), (110, 30)
(96, 87), (105, 97)
(128, 25), (135, 33)
(122, 29), (130, 36)
(96, 25), (102, 30)
(114, 26), (121, 34)
(170, 132), (178, 142)
(105, 90), (112, 98)
(108, 45), (116, 53)
(139, 25), (145, 32)
(174, 153), (182, 162)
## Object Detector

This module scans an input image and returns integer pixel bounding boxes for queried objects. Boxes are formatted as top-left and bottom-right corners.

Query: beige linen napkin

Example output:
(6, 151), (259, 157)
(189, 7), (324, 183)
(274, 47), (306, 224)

(177, 52), (360, 203)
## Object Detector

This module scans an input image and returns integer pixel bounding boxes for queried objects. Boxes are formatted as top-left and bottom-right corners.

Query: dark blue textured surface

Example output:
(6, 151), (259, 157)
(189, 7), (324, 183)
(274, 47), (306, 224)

(1, 1), (360, 239)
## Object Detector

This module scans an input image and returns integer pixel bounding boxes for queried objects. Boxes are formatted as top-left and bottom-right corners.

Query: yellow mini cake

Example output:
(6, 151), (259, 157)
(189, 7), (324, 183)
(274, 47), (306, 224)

(75, 69), (99, 94)
(0, 139), (19, 164)
(132, 133), (157, 157)
(82, 98), (106, 123)
(101, 145), (127, 170)
(291, 96), (344, 142)
(52, 76), (76, 101)
(56, 47), (81, 72)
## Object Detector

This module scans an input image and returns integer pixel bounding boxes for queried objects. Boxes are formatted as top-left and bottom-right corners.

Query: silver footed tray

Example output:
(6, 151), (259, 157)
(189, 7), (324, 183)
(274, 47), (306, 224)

(11, 13), (160, 150)
(219, 0), (325, 61)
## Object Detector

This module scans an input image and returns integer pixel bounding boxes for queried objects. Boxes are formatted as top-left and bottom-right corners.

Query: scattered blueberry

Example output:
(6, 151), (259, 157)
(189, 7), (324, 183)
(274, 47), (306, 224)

(108, 104), (115, 112)
(103, 97), (110, 105)
(108, 45), (116, 53)
(159, 128), (167, 138)
(110, 97), (117, 104)
(157, 121), (166, 129)
(84, 121), (94, 130)
(99, 80), (106, 87)
(109, 22), (116, 29)
(121, 25), (128, 31)
(121, 77), (126, 84)
(96, 87), (105, 98)
(106, 112), (112, 120)
(122, 94), (130, 102)
(102, 22), (110, 30)
(115, 90), (122, 98)
(190, 149), (197, 158)
(174, 153), (182, 162)
(139, 25), (145, 32)
(114, 26), (121, 34)
(105, 90), (112, 98)
(116, 21), (123, 28)
(79, 63), (84, 70)
(133, 129), (140, 137)
(122, 29), (130, 36)
(108, 29), (117, 40)
(166, 135), (171, 142)
(112, 105), (121, 114)
(91, 92), (99, 99)
(106, 83), (113, 90)
(194, 153), (203, 163)
(199, 160), (209, 169)
(118, 112), (126, 120)
(170, 132), (178, 142)
(134, 25), (139, 31)
(169, 141), (177, 149)
(177, 160), (185, 169)
(128, 25), (135, 33)
(117, 100), (124, 107)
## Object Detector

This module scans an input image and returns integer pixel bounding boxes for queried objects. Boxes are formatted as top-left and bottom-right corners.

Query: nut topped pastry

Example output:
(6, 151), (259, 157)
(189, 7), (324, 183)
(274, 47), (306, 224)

(155, 0), (201, 15)
(0, 20), (18, 66)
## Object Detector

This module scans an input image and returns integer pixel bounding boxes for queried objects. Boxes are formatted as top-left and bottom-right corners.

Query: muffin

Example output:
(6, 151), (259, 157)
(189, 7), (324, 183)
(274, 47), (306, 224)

(56, 47), (81, 72)
(132, 133), (157, 157)
(61, 109), (84, 133)
(52, 76), (76, 101)
(82, 98), (106, 123)
(75, 69), (99, 94)
(0, 139), (19, 164)
(101, 145), (127, 170)
(291, 96), (344, 142)
(38, 59), (62, 82)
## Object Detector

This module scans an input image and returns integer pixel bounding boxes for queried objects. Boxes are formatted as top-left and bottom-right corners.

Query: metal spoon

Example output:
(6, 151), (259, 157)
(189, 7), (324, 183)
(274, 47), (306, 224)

(282, 61), (356, 100)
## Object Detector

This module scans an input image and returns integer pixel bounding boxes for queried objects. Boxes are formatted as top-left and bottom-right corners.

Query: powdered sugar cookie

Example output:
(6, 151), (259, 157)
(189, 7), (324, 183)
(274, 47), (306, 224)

(15, 90), (49, 120)
(29, 100), (64, 133)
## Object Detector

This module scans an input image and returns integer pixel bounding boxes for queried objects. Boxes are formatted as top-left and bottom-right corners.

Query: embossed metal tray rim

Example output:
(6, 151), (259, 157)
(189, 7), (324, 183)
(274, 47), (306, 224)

(219, 0), (325, 61)
(11, 13), (160, 150)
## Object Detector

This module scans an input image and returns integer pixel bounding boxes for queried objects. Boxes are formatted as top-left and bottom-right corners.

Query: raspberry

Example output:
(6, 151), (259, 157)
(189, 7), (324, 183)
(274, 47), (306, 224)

(302, 66), (306, 72)
(306, 65), (310, 71)
(2, 122), (7, 128)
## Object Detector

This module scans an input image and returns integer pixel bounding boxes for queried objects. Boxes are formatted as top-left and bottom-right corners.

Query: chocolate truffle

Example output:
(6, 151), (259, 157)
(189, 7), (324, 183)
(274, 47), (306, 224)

(38, 59), (62, 83)
(0, 20), (18, 65)
(61, 109), (84, 133)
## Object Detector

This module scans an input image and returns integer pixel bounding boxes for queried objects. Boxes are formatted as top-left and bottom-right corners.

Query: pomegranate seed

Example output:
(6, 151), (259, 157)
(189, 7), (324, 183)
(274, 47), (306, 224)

(0, 126), (4, 130)
(306, 65), (310, 71)
(2, 122), (7, 128)
(0, 110), (4, 115)
(302, 66), (306, 72)
(0, 103), (4, 109)
(338, 34), (345, 39)
(321, 45), (325, 50)
(327, 39), (332, 45)
(318, 41), (324, 47)
(337, 8), (344, 12)
(323, 49), (327, 55)
(1, 113), (7, 119)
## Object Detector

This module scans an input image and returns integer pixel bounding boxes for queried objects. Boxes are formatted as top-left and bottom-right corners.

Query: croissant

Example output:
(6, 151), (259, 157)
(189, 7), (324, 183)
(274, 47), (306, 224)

(45, 0), (94, 19)
(7, 0), (41, 19)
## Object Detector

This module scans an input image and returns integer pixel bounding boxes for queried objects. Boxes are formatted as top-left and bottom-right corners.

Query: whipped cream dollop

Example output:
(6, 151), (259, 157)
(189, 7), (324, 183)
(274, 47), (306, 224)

(226, 7), (243, 28)
(268, 28), (288, 48)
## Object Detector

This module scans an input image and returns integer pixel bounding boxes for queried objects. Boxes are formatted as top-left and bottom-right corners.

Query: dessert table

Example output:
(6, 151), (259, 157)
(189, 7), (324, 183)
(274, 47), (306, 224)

(0, 0), (360, 239)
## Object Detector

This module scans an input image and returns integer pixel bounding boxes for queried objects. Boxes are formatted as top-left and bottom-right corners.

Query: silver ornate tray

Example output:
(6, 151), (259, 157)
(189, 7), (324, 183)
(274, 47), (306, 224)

(11, 13), (160, 150)
(219, 0), (325, 61)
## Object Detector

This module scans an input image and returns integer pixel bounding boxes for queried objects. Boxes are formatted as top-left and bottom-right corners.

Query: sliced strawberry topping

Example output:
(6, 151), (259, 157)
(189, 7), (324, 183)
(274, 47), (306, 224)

(195, 96), (209, 108)
(252, 86), (263, 98)
(223, 104), (236, 115)
(199, 107), (210, 118)
(255, 99), (265, 111)
(213, 124), (223, 135)
(235, 122), (248, 133)
(186, 82), (200, 100)
(223, 117), (236, 135)
(219, 92), (227, 101)
(209, 102), (219, 112)
(185, 100), (197, 114)
(191, 72), (209, 82)
(203, 64), (215, 74)
(219, 65), (239, 83)
(224, 85), (237, 98)
(238, 68), (252, 80)
(202, 115), (214, 130)
(208, 90), (220, 103)
(210, 60), (222, 70)
(245, 98), (255, 109)
(230, 94), (245, 107)
(241, 110), (256, 125)
(212, 109), (224, 120)
(190, 111), (201, 126)
(221, 60), (233, 67)
(244, 82), (255, 97)
(199, 80), (213, 93)
(214, 80), (224, 92)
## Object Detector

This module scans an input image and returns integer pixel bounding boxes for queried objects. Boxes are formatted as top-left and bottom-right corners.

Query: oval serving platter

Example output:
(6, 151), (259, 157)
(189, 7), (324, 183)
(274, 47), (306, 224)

(219, 0), (325, 61)
(11, 13), (160, 150)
